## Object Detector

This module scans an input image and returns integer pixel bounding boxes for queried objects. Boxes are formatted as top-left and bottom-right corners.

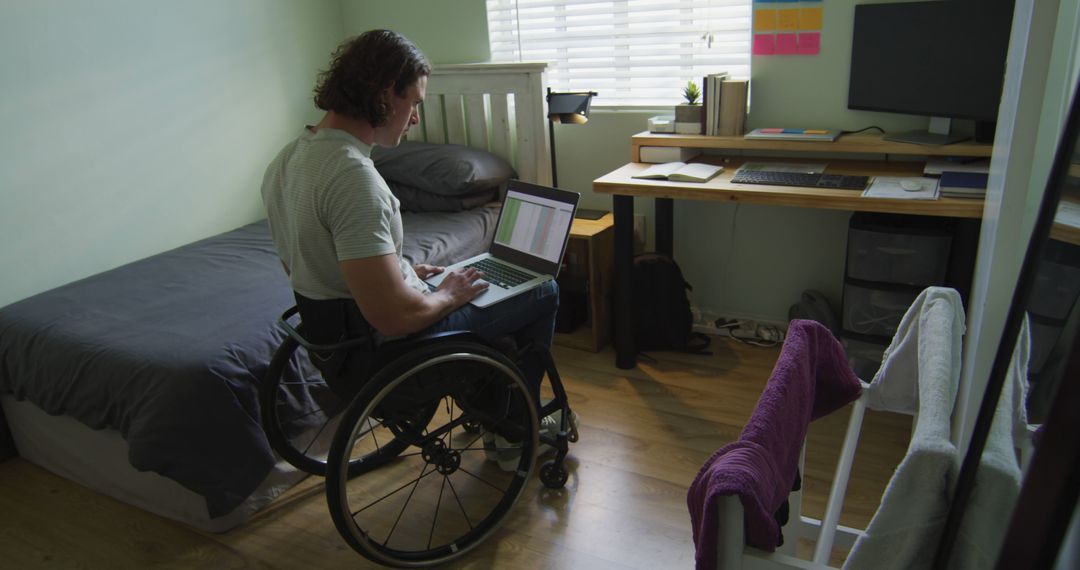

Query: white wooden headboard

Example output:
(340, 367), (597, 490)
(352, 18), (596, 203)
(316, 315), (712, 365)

(415, 62), (552, 187)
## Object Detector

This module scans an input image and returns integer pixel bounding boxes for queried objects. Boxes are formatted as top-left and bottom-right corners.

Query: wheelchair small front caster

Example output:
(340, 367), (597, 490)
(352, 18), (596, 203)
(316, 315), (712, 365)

(539, 460), (568, 489)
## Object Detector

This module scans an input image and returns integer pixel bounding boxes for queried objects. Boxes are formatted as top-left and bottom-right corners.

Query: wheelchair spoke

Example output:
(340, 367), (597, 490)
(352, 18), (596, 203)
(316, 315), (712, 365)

(456, 465), (511, 493)
(447, 396), (455, 450)
(298, 419), (335, 458)
(363, 417), (382, 452)
(428, 477), (448, 550)
(276, 402), (330, 423)
(382, 462), (433, 547)
(354, 462), (438, 520)
(444, 473), (475, 531)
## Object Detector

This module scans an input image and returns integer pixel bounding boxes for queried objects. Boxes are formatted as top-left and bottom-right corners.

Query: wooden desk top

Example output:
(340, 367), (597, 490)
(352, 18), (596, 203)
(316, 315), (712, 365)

(593, 158), (985, 219)
(631, 131), (994, 160)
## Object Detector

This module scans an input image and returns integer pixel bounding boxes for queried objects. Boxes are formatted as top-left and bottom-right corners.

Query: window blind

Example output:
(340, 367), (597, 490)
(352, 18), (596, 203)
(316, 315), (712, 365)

(487, 0), (752, 106)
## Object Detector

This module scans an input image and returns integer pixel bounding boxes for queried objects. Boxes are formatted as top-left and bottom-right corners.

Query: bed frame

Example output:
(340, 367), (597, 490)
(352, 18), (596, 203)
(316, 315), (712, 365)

(415, 62), (552, 187)
(0, 62), (551, 533)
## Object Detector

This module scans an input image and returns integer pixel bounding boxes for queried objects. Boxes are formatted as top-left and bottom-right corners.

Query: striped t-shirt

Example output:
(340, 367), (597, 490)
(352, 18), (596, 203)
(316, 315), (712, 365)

(260, 127), (428, 301)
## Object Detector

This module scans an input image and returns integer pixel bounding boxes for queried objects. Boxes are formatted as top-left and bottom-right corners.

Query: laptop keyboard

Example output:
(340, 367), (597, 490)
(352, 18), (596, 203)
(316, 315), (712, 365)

(465, 258), (534, 289)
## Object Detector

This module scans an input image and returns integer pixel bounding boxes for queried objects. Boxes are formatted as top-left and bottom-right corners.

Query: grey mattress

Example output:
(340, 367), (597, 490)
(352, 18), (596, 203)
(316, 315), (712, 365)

(0, 206), (499, 518)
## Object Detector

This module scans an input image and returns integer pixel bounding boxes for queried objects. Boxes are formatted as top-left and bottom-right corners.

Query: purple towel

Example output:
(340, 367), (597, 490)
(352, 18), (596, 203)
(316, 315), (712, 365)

(687, 319), (862, 569)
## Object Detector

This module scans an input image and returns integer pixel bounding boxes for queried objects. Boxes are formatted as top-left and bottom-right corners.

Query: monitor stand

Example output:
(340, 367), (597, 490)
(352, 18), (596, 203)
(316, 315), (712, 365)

(883, 116), (970, 146)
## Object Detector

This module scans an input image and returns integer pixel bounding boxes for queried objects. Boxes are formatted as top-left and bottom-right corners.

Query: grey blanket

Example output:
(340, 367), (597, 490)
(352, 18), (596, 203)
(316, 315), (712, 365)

(0, 207), (499, 518)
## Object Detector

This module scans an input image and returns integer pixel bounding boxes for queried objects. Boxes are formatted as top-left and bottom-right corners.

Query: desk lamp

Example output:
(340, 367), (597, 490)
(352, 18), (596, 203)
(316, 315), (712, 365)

(547, 88), (602, 218)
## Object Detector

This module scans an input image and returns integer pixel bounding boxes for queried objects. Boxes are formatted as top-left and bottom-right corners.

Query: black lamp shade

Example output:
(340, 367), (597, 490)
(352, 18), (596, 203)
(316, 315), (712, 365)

(547, 91), (596, 124)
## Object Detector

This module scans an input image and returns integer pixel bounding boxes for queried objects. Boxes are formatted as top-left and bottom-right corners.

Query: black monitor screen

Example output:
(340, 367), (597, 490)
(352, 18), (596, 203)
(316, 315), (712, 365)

(848, 1), (1013, 122)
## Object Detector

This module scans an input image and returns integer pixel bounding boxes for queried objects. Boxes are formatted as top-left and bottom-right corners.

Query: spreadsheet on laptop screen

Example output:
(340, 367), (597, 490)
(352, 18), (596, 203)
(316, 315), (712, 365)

(494, 191), (575, 263)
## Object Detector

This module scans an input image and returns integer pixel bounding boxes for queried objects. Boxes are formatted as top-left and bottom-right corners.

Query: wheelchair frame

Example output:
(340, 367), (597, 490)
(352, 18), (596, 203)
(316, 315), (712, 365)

(260, 306), (577, 567)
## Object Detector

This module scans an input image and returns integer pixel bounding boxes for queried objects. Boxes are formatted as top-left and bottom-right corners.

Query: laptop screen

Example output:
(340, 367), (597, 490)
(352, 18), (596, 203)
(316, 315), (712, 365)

(494, 191), (575, 263)
(489, 181), (579, 275)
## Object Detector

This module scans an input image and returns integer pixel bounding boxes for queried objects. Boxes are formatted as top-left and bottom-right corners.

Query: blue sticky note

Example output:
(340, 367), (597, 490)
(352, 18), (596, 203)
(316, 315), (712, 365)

(782, 128), (804, 134)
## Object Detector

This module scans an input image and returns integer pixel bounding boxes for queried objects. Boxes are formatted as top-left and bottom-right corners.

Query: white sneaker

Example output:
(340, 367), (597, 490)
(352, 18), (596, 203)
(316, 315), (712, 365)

(482, 404), (580, 472)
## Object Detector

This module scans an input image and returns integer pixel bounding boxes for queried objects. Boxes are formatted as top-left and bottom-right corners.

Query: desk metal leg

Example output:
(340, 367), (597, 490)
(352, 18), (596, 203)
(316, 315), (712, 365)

(613, 195), (636, 369)
(655, 197), (674, 256)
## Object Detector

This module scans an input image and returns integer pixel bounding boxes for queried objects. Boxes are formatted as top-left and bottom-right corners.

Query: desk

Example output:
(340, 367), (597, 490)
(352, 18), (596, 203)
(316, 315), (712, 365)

(594, 132), (992, 369)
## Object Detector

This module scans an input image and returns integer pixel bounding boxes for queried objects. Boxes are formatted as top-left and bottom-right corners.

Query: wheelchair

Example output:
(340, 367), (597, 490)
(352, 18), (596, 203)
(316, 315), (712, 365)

(260, 305), (578, 567)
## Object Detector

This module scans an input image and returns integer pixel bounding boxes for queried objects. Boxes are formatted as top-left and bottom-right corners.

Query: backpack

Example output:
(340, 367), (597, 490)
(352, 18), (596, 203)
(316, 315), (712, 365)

(788, 289), (839, 335)
(632, 253), (711, 354)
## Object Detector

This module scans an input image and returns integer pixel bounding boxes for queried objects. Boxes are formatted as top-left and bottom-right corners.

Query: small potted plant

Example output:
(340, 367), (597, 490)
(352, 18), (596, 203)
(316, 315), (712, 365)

(675, 80), (703, 134)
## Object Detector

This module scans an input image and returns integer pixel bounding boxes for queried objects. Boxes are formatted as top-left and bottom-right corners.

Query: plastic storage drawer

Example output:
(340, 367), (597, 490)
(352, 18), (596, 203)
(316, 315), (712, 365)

(1028, 317), (1064, 375)
(842, 281), (921, 338)
(847, 225), (952, 286)
(1028, 253), (1080, 321)
(840, 334), (889, 381)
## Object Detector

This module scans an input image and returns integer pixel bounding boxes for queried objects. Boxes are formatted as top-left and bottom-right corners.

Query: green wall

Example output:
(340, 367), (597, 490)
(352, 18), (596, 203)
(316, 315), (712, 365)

(341, 0), (490, 64)
(0, 0), (343, 308)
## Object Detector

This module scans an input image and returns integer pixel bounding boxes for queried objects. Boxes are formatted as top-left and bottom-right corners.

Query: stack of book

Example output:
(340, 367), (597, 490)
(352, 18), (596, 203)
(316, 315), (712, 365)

(925, 158), (991, 199)
(702, 73), (748, 137)
(939, 171), (989, 198)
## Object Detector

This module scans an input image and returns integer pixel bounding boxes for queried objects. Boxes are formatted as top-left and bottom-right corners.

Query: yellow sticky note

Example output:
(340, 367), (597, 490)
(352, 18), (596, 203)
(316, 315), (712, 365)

(800, 7), (823, 30)
(777, 9), (799, 32)
(754, 9), (777, 32)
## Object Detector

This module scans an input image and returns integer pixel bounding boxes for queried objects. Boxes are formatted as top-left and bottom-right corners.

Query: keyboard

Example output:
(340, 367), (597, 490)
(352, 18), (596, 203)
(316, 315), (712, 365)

(465, 258), (534, 289)
(731, 170), (869, 190)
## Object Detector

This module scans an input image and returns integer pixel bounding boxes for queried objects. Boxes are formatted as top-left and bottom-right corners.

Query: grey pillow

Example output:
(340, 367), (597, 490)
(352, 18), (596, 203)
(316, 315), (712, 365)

(388, 181), (500, 213)
(372, 141), (517, 197)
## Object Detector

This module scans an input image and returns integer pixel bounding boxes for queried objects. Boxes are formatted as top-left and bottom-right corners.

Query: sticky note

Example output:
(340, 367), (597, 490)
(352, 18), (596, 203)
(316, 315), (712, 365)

(798, 32), (821, 55)
(777, 9), (799, 31)
(799, 7), (823, 30)
(776, 33), (798, 54)
(804, 129), (828, 134)
(760, 128), (785, 133)
(753, 34), (776, 55)
(754, 9), (777, 32)
(782, 129), (804, 134)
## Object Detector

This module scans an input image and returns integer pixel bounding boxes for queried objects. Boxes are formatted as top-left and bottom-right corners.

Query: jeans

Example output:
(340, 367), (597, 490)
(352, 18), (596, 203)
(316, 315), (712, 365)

(416, 280), (559, 400)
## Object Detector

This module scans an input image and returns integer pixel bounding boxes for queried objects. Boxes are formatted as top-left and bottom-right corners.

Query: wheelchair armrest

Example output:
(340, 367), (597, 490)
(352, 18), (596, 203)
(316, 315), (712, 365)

(376, 330), (484, 362)
(278, 306), (484, 355)
(277, 306), (372, 353)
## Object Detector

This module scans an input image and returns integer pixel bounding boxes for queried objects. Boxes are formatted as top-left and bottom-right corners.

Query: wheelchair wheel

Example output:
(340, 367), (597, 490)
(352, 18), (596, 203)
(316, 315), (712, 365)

(326, 341), (539, 568)
(261, 334), (431, 477)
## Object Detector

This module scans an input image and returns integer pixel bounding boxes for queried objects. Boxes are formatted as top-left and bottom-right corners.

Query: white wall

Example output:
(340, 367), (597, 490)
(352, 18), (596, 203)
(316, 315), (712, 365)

(0, 0), (344, 308)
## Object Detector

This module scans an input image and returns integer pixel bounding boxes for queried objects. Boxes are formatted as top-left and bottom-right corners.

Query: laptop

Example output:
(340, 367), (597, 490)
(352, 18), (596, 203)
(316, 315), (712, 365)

(425, 180), (580, 308)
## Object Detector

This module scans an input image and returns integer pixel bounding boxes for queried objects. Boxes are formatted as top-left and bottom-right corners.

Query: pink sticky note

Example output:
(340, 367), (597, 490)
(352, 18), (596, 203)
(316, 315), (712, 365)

(753, 34), (776, 55)
(798, 32), (821, 55)
(775, 33), (798, 55)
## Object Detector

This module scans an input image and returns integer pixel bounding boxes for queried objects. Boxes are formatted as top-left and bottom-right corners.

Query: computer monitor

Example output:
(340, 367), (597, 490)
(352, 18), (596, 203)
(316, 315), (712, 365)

(848, 1), (1014, 146)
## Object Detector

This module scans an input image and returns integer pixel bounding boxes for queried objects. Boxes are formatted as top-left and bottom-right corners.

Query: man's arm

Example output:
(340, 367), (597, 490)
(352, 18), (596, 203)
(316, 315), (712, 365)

(339, 254), (487, 337)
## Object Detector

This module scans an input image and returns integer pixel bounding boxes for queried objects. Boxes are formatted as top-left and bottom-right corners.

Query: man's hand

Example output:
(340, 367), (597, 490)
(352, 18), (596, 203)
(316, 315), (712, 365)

(340, 255), (488, 337)
(436, 267), (489, 305)
(413, 263), (444, 280)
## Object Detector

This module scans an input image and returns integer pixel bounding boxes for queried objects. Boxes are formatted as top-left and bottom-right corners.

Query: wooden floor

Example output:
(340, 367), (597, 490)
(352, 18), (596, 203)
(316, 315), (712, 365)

(0, 338), (910, 569)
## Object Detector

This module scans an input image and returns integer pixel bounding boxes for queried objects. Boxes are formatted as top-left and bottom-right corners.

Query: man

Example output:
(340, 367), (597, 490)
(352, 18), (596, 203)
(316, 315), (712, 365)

(260, 31), (572, 457)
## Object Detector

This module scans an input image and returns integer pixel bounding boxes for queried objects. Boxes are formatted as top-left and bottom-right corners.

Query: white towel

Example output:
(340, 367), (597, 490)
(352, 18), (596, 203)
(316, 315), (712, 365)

(844, 287), (966, 570)
(948, 316), (1030, 569)
(864, 287), (966, 415)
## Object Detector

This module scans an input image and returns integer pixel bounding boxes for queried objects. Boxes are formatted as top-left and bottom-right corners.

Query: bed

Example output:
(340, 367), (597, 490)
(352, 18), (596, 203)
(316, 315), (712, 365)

(0, 62), (550, 533)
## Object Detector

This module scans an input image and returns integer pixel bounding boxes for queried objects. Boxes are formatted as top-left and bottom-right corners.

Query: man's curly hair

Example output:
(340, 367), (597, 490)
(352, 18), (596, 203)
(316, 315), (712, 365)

(314, 30), (432, 126)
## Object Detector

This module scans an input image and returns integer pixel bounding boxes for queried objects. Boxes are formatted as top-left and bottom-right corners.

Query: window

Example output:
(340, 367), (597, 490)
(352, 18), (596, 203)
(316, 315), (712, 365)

(487, 0), (752, 107)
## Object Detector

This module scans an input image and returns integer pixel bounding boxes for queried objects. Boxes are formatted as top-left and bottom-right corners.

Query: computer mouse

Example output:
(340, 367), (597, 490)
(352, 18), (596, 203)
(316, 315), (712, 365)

(899, 179), (923, 191)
